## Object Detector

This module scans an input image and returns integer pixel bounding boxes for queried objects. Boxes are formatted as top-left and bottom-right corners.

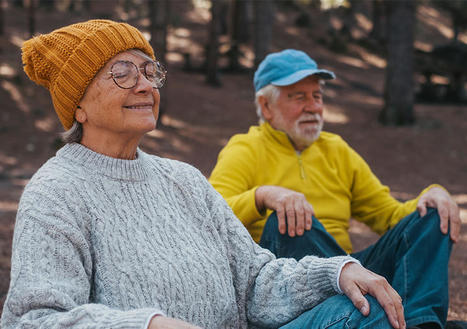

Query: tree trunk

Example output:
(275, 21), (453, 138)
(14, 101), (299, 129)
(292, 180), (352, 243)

(380, 0), (415, 125)
(206, 0), (222, 86)
(340, 0), (359, 40)
(0, 0), (4, 37)
(27, 0), (36, 37)
(369, 0), (386, 44)
(452, 12), (460, 42)
(149, 0), (169, 63)
(227, 0), (249, 71)
(253, 0), (273, 68)
(0, 0), (4, 54)
(38, 0), (54, 10)
(148, 0), (170, 120)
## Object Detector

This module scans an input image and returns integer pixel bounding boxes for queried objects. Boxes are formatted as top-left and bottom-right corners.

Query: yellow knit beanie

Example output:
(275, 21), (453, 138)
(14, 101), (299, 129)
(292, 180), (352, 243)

(21, 19), (155, 130)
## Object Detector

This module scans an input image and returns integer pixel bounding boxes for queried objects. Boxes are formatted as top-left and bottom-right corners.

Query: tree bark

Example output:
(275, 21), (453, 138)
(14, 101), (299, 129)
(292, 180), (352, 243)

(38, 0), (54, 10)
(0, 0), (4, 54)
(227, 0), (249, 71)
(27, 0), (36, 37)
(253, 0), (273, 68)
(0, 0), (4, 37)
(149, 0), (169, 63)
(148, 0), (170, 120)
(206, 0), (222, 86)
(380, 0), (415, 125)
(370, 0), (386, 44)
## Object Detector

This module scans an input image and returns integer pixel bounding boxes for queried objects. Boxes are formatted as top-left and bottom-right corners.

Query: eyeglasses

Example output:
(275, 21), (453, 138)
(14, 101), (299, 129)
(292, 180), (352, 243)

(108, 60), (167, 89)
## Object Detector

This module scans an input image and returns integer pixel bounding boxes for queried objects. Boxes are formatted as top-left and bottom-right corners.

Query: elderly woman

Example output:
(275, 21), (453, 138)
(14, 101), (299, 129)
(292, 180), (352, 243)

(1, 20), (405, 329)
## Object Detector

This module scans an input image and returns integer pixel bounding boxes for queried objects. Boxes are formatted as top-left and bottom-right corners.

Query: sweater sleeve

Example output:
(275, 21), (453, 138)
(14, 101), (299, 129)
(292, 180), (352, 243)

(347, 146), (443, 233)
(1, 183), (162, 329)
(202, 175), (355, 327)
(209, 137), (264, 227)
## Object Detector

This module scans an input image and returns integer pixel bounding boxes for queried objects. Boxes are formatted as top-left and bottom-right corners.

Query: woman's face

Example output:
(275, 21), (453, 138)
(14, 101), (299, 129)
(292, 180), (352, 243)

(78, 50), (160, 140)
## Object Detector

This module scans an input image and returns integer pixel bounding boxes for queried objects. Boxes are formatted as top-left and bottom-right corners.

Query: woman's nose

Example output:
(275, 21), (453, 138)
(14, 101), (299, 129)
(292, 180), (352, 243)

(133, 70), (153, 93)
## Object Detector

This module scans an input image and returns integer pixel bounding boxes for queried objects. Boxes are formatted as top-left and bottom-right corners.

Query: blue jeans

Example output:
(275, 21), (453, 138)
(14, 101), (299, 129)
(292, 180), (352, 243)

(259, 208), (452, 329)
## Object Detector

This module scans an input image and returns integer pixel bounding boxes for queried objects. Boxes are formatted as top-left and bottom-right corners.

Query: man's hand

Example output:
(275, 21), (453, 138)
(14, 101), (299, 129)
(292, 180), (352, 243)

(339, 262), (406, 329)
(417, 187), (461, 242)
(148, 315), (202, 329)
(255, 185), (314, 237)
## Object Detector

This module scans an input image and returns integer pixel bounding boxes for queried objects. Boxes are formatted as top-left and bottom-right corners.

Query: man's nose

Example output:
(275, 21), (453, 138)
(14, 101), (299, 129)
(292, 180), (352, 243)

(303, 98), (321, 112)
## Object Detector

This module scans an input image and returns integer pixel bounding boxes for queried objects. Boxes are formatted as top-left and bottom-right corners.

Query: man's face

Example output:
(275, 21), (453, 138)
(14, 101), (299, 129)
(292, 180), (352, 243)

(264, 76), (324, 151)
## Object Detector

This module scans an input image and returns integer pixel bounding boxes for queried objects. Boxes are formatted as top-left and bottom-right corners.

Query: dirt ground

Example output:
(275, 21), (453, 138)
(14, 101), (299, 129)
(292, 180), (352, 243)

(0, 0), (466, 323)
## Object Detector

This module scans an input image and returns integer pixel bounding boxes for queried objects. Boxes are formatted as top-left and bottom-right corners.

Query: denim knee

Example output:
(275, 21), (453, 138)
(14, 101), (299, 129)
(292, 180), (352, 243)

(403, 208), (451, 244)
(343, 295), (393, 329)
(259, 212), (346, 259)
(281, 295), (392, 329)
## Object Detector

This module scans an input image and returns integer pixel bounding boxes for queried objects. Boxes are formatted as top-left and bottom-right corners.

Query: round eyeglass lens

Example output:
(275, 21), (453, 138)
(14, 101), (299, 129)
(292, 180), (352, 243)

(144, 61), (166, 88)
(111, 61), (138, 89)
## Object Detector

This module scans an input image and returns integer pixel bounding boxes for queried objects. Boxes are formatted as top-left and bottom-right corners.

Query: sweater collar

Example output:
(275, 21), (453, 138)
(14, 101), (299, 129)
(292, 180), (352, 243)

(57, 143), (150, 181)
(261, 122), (317, 154)
(261, 122), (298, 152)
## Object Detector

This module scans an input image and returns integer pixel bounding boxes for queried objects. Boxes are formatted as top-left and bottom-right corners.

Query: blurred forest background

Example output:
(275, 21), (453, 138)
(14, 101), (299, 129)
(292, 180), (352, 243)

(0, 0), (466, 323)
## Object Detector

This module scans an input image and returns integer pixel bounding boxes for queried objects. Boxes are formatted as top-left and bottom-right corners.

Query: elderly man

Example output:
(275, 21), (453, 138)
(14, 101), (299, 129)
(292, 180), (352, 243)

(209, 49), (461, 329)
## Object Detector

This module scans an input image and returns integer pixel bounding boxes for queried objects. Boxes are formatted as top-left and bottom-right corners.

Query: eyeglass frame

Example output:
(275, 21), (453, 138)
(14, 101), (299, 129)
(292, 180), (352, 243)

(107, 60), (167, 90)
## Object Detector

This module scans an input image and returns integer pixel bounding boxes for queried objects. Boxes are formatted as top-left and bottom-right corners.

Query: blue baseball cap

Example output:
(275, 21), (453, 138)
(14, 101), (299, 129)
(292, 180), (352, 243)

(254, 49), (335, 91)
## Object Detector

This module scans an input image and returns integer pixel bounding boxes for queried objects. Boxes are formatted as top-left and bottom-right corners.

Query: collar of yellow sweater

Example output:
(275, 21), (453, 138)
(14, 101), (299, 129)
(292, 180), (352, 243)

(261, 122), (315, 155)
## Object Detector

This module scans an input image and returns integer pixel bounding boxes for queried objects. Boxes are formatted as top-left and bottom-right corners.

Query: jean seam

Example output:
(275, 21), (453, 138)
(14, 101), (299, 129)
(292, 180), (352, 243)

(321, 315), (350, 329)
(402, 230), (409, 304)
(406, 315), (442, 328)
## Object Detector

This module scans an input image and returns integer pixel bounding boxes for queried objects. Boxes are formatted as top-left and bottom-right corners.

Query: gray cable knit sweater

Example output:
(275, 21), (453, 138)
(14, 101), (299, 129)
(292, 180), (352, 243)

(2, 143), (354, 329)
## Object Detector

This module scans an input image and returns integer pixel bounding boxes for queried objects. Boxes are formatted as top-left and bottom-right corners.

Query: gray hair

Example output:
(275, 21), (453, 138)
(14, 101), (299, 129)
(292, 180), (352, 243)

(255, 84), (281, 124)
(255, 79), (326, 124)
(128, 49), (155, 62)
(61, 120), (83, 143)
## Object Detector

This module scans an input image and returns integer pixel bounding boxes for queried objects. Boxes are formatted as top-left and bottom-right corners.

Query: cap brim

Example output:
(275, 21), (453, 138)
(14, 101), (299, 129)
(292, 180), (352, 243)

(271, 69), (335, 87)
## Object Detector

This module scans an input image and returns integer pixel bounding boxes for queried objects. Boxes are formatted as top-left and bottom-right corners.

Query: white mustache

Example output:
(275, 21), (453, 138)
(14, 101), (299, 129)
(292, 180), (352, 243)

(298, 114), (321, 122)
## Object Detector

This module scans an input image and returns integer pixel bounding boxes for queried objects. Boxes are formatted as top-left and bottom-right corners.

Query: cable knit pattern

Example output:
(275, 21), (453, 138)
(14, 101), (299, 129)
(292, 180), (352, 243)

(1, 143), (354, 329)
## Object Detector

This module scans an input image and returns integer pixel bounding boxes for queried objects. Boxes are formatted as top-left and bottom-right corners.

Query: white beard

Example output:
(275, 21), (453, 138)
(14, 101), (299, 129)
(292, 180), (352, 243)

(284, 113), (324, 150)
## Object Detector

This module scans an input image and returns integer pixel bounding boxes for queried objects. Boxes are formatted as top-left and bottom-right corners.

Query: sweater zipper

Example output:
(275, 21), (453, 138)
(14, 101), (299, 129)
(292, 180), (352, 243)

(297, 153), (306, 180)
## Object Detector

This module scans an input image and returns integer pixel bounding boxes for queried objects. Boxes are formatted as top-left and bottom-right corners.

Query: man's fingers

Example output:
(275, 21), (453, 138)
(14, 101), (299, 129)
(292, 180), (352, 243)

(449, 205), (461, 242)
(305, 212), (312, 231)
(295, 202), (305, 236)
(417, 200), (427, 218)
(285, 203), (296, 237)
(276, 208), (287, 235)
(438, 206), (449, 235)
(304, 204), (313, 230)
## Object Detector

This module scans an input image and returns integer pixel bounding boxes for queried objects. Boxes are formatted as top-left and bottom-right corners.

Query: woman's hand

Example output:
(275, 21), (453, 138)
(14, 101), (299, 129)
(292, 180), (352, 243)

(148, 315), (202, 329)
(339, 262), (406, 329)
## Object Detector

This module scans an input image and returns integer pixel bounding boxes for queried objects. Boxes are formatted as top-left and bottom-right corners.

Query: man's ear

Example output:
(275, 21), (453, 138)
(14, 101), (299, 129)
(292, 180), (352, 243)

(75, 106), (87, 124)
(258, 96), (273, 121)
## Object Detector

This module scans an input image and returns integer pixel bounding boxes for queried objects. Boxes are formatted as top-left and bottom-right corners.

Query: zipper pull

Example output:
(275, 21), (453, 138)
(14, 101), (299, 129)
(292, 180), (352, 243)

(298, 154), (306, 180)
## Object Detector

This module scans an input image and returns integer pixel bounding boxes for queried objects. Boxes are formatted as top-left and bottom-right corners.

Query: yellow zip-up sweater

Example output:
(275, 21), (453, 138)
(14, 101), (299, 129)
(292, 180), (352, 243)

(209, 122), (439, 253)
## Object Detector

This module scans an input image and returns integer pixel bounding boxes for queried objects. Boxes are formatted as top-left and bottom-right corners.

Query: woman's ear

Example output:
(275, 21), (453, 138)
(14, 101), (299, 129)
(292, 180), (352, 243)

(75, 106), (87, 123)
(258, 96), (273, 121)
